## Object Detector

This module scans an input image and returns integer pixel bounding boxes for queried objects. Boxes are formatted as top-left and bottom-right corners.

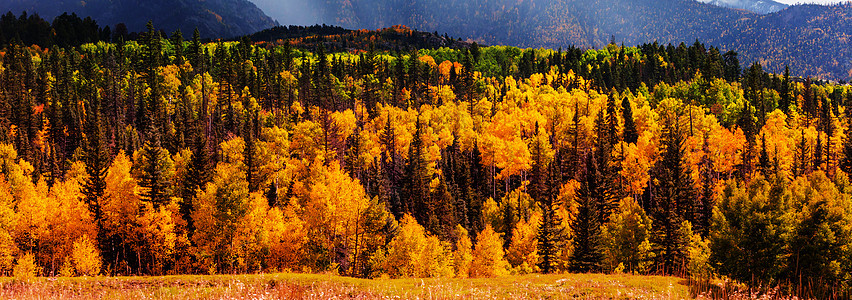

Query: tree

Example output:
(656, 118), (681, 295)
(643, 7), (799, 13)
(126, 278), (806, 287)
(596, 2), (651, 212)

(452, 225), (473, 278)
(600, 198), (653, 274)
(570, 154), (604, 273)
(710, 176), (787, 287)
(783, 172), (852, 293)
(537, 197), (563, 274)
(506, 212), (540, 274)
(648, 125), (696, 274)
(138, 141), (173, 209)
(379, 214), (451, 278)
(622, 96), (638, 144)
(470, 225), (509, 277)
(71, 235), (101, 276)
(82, 103), (109, 265)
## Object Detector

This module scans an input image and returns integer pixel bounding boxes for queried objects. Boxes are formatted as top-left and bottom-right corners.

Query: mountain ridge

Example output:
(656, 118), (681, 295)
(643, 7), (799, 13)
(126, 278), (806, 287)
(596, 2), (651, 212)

(1, 0), (278, 39)
(310, 0), (852, 81)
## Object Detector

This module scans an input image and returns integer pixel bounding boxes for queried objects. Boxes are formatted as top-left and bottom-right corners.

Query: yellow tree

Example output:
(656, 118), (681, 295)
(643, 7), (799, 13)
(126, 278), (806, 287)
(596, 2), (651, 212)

(470, 225), (509, 277)
(0, 176), (18, 275)
(302, 161), (388, 275)
(379, 214), (452, 278)
(506, 212), (541, 274)
(452, 225), (473, 278)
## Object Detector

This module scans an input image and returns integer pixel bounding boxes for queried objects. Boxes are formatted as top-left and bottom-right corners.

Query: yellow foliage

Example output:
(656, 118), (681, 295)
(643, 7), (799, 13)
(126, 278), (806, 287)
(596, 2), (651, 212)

(452, 225), (473, 278)
(506, 212), (541, 274)
(13, 252), (39, 280)
(380, 214), (452, 278)
(71, 235), (101, 276)
(265, 203), (306, 271)
(470, 225), (509, 277)
(102, 151), (142, 239)
(136, 203), (177, 274)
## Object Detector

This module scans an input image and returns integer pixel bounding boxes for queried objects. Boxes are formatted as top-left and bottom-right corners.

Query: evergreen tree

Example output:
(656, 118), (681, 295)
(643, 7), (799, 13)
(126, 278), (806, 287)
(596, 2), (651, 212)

(82, 99), (111, 268)
(840, 133), (852, 175)
(793, 130), (811, 177)
(402, 117), (432, 227)
(779, 65), (791, 113)
(648, 125), (696, 274)
(570, 153), (603, 272)
(140, 138), (171, 209)
(622, 96), (638, 144)
(759, 134), (770, 176)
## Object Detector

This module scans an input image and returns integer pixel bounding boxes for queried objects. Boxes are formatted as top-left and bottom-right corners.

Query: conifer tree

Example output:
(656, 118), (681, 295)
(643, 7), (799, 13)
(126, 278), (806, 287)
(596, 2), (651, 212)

(622, 96), (638, 144)
(82, 98), (111, 267)
(840, 132), (852, 175)
(403, 117), (431, 227)
(649, 125), (696, 274)
(570, 153), (603, 272)
(793, 130), (811, 177)
(140, 138), (171, 209)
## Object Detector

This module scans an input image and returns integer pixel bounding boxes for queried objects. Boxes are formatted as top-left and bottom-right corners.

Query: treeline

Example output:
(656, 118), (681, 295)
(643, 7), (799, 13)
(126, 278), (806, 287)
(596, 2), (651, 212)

(1, 25), (852, 298)
(0, 11), (155, 48)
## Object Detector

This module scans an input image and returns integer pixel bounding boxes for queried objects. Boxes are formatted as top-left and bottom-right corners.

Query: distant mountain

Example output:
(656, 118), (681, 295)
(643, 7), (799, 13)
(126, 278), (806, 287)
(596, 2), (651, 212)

(1, 0), (278, 38)
(698, 0), (788, 14)
(310, 0), (852, 81)
(246, 24), (472, 52)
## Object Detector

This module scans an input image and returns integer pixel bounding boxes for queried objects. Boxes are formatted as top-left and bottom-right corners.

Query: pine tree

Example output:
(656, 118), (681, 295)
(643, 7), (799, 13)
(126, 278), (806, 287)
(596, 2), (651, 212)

(840, 133), (852, 175)
(649, 125), (696, 274)
(140, 138), (171, 209)
(402, 117), (432, 227)
(793, 130), (811, 177)
(779, 65), (791, 113)
(536, 201), (560, 273)
(570, 153), (603, 272)
(814, 132), (824, 171)
(759, 134), (770, 176)
(622, 96), (638, 144)
(82, 98), (110, 268)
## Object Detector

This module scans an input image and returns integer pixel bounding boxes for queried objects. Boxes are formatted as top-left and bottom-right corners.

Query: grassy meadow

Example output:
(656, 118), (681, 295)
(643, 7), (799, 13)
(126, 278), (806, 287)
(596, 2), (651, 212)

(0, 272), (705, 299)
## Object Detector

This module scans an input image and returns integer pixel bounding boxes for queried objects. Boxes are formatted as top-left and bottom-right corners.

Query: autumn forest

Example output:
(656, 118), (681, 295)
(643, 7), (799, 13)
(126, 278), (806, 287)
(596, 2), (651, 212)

(1, 22), (851, 297)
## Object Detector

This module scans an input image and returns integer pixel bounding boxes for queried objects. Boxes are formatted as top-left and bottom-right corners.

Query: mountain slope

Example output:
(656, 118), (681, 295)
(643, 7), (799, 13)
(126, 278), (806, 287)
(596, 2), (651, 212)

(2, 0), (278, 38)
(311, 0), (852, 81)
(698, 0), (788, 14)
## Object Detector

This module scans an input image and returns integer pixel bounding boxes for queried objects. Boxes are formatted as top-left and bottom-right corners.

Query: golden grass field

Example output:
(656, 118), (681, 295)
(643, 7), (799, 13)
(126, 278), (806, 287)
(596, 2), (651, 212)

(0, 272), (703, 299)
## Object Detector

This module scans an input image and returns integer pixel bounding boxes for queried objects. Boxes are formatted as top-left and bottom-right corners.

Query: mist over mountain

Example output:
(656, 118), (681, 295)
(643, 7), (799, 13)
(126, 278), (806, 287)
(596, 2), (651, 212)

(697, 0), (788, 14)
(300, 0), (851, 81)
(1, 0), (278, 38)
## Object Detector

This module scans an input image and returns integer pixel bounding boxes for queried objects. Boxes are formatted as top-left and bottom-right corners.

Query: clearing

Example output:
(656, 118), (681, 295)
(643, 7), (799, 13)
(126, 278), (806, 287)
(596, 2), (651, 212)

(0, 272), (698, 299)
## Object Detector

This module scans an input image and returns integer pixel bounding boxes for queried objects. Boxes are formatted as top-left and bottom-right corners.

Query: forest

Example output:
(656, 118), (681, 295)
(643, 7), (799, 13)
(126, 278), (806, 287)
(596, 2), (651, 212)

(1, 22), (851, 298)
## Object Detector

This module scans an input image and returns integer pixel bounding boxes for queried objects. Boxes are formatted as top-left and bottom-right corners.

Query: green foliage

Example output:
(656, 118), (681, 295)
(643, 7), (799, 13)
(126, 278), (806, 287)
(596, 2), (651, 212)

(600, 198), (654, 274)
(710, 176), (789, 286)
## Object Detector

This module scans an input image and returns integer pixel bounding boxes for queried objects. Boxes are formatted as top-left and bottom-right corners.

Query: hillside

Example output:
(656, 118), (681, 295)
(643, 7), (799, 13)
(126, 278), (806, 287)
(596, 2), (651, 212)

(312, 0), (852, 81)
(1, 0), (277, 38)
(698, 0), (788, 14)
(246, 24), (472, 52)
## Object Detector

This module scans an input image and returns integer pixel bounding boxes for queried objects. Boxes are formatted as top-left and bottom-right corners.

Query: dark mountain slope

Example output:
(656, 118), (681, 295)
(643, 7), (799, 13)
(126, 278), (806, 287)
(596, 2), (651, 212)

(2, 0), (277, 38)
(312, 0), (852, 81)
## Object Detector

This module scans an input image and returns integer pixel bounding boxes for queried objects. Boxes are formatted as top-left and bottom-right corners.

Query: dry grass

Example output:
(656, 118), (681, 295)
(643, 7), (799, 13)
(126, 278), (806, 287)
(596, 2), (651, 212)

(0, 272), (693, 299)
